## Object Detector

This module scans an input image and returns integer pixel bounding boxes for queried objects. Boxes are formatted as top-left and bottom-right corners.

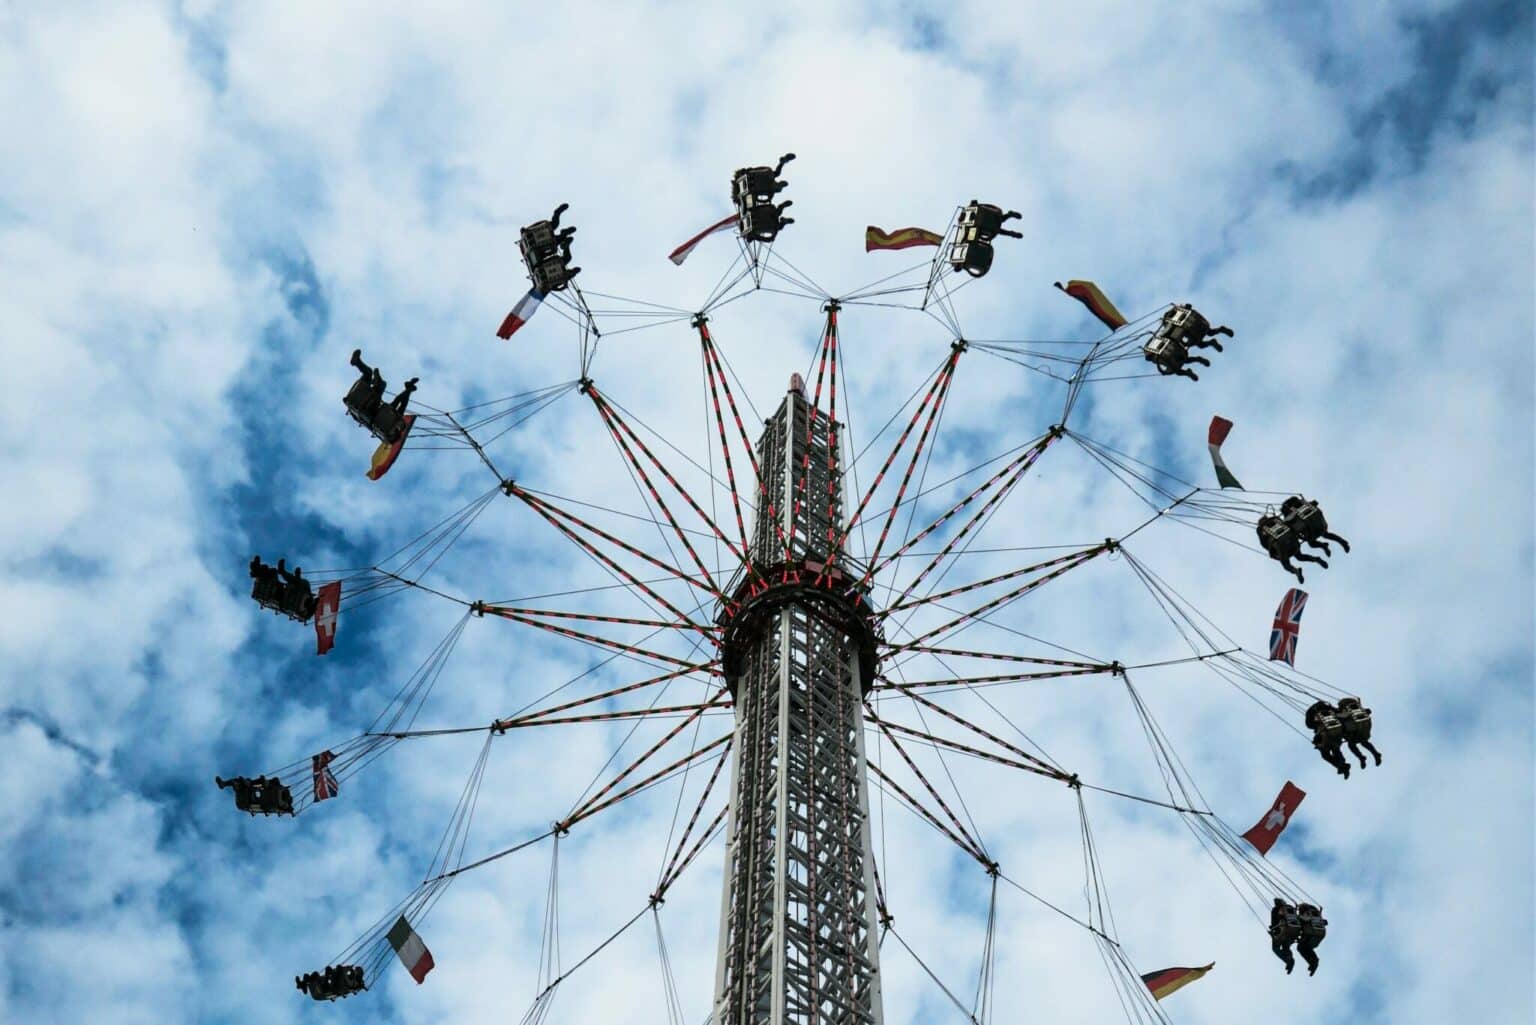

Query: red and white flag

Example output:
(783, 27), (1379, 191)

(314, 581), (342, 655)
(1242, 781), (1306, 856)
(668, 214), (738, 265)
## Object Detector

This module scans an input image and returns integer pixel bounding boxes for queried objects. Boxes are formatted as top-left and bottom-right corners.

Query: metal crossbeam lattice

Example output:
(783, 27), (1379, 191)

(713, 382), (885, 1025)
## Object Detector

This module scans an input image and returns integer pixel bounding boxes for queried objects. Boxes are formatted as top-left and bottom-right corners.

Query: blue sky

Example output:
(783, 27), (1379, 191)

(2, 2), (1532, 1024)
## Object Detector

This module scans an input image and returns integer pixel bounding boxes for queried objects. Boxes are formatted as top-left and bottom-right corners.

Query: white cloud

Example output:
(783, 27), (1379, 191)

(1, 2), (1530, 1024)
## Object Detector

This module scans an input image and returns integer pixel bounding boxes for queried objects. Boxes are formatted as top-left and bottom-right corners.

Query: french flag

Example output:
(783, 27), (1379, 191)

(496, 287), (545, 339)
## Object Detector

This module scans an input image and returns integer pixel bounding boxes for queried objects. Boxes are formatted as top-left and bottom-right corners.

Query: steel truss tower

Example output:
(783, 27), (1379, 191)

(713, 374), (885, 1025)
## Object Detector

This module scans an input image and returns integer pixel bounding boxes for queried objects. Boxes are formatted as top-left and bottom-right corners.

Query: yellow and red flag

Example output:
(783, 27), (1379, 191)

(1141, 963), (1214, 1001)
(367, 414), (416, 481)
(1054, 279), (1128, 330)
(866, 225), (944, 252)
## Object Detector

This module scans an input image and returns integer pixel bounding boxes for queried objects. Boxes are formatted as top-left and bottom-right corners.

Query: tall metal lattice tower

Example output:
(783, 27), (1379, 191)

(712, 373), (886, 1025)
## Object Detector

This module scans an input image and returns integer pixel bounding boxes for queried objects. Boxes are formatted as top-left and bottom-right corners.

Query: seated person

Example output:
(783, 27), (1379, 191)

(1336, 696), (1381, 767)
(1280, 496), (1350, 555)
(1257, 513), (1327, 583)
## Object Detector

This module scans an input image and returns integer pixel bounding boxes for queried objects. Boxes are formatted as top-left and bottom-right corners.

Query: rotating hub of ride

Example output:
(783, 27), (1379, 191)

(713, 556), (883, 696)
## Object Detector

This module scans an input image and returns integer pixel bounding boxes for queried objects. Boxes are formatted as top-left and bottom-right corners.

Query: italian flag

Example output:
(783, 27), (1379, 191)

(1207, 415), (1244, 490)
(387, 915), (435, 983)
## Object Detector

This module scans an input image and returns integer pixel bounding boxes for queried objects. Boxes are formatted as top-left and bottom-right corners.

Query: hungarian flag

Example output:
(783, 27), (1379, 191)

(367, 414), (416, 481)
(1054, 280), (1127, 331)
(1141, 963), (1214, 1000)
(865, 225), (944, 252)
(496, 287), (545, 339)
(1268, 587), (1308, 665)
(668, 214), (738, 265)
(1242, 781), (1306, 856)
(387, 915), (435, 983)
(312, 750), (339, 802)
(313, 580), (341, 655)
(1207, 415), (1244, 489)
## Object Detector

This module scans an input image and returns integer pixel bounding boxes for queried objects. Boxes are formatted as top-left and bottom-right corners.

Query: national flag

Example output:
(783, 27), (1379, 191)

(865, 225), (944, 252)
(1242, 781), (1306, 855)
(668, 214), (739, 265)
(386, 915), (435, 984)
(313, 580), (342, 655)
(366, 414), (416, 481)
(312, 750), (339, 802)
(1268, 587), (1308, 666)
(1053, 279), (1128, 331)
(1141, 963), (1214, 1001)
(496, 287), (545, 339)
(1206, 415), (1244, 489)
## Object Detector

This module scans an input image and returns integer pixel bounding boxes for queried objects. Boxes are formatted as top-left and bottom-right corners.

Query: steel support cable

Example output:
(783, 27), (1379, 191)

(789, 305), (838, 562)
(518, 904), (652, 1025)
(1117, 553), (1318, 724)
(762, 246), (835, 299)
(874, 666), (1110, 690)
(839, 255), (935, 303)
(831, 350), (955, 559)
(882, 542), (1109, 619)
(885, 925), (981, 1025)
(695, 320), (756, 565)
(564, 732), (733, 830)
(511, 486), (716, 626)
(862, 346), (961, 575)
(866, 759), (988, 867)
(562, 694), (730, 823)
(893, 545), (1108, 650)
(599, 389), (760, 526)
(886, 644), (1101, 668)
(519, 487), (738, 544)
(874, 612), (1074, 775)
(864, 719), (1210, 815)
(701, 332), (791, 554)
(863, 428), (1058, 590)
(874, 717), (992, 867)
(657, 784), (731, 896)
(876, 636), (994, 870)
(654, 909), (688, 1025)
(492, 663), (719, 732)
(486, 609), (711, 672)
(589, 389), (739, 597)
(865, 714), (1064, 782)
(823, 305), (844, 559)
(876, 684), (1061, 778)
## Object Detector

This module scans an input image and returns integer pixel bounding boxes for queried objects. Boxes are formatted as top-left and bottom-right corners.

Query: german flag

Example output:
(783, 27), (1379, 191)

(366, 414), (416, 481)
(866, 225), (944, 252)
(1141, 963), (1214, 1001)
(1054, 280), (1128, 330)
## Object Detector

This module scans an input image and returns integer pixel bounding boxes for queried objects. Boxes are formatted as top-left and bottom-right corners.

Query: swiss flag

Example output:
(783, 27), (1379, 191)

(1242, 781), (1306, 856)
(314, 581), (342, 655)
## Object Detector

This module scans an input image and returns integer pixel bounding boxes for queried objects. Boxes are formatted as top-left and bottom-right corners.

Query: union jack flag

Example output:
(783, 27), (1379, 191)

(312, 750), (340, 802)
(1268, 588), (1308, 666)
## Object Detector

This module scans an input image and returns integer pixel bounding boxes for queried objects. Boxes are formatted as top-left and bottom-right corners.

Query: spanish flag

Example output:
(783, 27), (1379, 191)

(1053, 280), (1128, 331)
(367, 414), (416, 481)
(1141, 963), (1214, 1001)
(866, 225), (944, 252)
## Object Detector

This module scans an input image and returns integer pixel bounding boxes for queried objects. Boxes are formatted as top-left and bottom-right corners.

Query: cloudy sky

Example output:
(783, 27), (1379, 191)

(2, 1), (1532, 1024)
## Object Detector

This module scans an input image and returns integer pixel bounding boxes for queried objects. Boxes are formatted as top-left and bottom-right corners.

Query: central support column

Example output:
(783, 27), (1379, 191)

(713, 377), (885, 1025)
